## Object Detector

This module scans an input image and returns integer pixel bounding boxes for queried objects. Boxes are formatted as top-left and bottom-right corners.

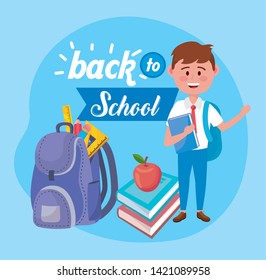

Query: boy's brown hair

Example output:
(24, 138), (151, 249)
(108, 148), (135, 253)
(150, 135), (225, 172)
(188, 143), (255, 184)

(171, 41), (215, 70)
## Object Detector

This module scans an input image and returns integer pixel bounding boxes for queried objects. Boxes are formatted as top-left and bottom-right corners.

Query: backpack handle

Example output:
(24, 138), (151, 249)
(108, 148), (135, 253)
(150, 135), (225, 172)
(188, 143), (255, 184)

(56, 122), (74, 134)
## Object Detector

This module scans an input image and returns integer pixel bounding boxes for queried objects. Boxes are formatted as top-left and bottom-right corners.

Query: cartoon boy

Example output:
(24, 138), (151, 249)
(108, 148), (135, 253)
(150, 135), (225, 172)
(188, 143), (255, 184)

(164, 42), (250, 222)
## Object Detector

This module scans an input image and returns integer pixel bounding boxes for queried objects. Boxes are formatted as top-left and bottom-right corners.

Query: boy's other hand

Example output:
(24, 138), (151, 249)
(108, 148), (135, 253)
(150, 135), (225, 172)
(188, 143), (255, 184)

(240, 105), (251, 116)
(184, 124), (194, 136)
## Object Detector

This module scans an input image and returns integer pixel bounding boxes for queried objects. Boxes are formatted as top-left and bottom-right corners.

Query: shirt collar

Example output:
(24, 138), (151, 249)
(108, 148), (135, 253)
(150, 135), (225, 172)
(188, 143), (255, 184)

(184, 97), (203, 109)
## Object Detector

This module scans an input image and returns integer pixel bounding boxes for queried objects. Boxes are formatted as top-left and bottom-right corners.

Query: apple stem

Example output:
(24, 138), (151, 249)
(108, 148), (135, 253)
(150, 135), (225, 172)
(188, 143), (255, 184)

(144, 156), (148, 166)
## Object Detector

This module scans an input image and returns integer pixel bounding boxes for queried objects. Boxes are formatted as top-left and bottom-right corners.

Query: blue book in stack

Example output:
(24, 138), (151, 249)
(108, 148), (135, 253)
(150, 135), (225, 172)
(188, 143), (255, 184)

(116, 173), (180, 238)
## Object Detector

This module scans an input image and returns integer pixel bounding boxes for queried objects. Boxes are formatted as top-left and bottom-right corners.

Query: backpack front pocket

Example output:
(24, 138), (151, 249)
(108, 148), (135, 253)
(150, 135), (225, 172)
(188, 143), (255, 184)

(33, 185), (76, 229)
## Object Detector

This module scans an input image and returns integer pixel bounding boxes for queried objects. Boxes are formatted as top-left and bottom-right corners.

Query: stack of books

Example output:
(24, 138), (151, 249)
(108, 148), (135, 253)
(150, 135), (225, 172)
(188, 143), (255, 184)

(116, 173), (180, 238)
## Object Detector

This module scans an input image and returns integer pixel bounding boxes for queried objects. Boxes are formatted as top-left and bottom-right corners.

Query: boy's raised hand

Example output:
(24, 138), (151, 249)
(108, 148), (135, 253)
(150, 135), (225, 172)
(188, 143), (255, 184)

(240, 105), (251, 116)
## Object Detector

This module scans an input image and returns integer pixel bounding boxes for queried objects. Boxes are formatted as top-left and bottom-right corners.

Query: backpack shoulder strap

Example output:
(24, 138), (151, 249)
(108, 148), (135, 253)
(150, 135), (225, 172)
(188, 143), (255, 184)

(98, 148), (108, 202)
(100, 142), (118, 219)
(203, 101), (213, 142)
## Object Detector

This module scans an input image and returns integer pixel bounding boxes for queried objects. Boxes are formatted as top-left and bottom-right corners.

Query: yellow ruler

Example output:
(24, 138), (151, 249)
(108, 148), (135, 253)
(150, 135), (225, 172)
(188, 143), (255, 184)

(84, 121), (109, 158)
(61, 105), (108, 157)
(62, 105), (73, 132)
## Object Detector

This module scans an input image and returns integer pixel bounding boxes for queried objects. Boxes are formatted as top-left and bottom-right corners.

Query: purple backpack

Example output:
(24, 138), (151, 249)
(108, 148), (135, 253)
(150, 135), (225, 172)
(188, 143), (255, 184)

(31, 122), (118, 229)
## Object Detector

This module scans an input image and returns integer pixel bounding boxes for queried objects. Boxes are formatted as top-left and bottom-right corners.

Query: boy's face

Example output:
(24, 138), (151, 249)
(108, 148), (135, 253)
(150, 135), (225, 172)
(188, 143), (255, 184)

(168, 60), (219, 95)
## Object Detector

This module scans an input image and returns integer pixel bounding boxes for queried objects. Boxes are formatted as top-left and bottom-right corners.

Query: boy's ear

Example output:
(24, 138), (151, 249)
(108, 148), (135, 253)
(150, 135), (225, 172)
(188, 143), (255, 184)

(168, 65), (173, 76)
(214, 65), (220, 75)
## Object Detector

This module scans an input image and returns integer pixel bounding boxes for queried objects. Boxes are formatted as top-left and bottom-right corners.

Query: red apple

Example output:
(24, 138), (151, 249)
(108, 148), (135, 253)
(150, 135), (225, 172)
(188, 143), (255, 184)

(133, 155), (162, 192)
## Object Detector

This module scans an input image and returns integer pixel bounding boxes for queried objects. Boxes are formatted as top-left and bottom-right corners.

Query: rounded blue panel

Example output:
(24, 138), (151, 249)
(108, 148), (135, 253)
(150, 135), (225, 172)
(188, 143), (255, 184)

(15, 17), (247, 242)
(140, 52), (166, 78)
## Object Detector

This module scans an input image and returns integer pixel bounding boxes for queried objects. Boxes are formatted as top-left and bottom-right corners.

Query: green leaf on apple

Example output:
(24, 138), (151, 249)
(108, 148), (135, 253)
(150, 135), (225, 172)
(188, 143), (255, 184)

(133, 154), (145, 164)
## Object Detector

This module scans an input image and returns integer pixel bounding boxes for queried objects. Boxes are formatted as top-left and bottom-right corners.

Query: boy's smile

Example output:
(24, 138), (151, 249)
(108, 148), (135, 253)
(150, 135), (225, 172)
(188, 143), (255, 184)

(168, 60), (219, 96)
(187, 82), (200, 88)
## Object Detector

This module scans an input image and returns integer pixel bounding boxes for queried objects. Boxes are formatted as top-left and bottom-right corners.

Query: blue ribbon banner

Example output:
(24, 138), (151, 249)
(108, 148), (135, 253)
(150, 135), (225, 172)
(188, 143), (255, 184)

(77, 88), (178, 121)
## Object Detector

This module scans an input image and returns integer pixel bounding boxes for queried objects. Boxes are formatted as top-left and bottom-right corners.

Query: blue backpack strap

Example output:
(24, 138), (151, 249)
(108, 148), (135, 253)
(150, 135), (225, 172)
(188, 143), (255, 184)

(203, 101), (213, 142)
(100, 142), (118, 219)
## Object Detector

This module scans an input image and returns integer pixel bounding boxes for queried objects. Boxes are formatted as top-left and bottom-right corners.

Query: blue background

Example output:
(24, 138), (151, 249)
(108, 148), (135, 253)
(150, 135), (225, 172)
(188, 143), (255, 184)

(1, 1), (265, 259)
(14, 17), (247, 242)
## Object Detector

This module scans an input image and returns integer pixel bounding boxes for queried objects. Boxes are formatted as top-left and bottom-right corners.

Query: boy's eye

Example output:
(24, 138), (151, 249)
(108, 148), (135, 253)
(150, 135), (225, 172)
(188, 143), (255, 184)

(186, 71), (189, 76)
(198, 71), (201, 76)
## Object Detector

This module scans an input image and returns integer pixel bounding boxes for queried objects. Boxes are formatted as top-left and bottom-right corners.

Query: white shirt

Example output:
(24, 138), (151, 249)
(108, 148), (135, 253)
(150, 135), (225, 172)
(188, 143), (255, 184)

(166, 97), (223, 150)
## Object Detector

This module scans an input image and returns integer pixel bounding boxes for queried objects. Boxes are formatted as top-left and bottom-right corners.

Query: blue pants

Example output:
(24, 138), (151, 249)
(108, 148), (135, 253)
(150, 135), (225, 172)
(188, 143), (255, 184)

(178, 149), (208, 211)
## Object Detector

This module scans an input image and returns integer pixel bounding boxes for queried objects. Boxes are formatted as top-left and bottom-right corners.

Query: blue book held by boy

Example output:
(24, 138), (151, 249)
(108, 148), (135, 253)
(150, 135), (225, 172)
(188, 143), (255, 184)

(116, 173), (179, 220)
(168, 113), (199, 153)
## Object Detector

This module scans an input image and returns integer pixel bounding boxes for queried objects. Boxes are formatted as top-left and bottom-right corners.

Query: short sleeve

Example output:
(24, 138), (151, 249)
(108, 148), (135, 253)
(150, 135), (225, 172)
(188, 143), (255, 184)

(208, 104), (223, 127)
